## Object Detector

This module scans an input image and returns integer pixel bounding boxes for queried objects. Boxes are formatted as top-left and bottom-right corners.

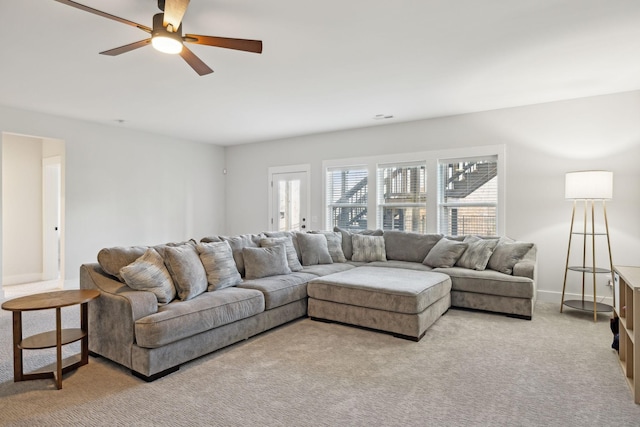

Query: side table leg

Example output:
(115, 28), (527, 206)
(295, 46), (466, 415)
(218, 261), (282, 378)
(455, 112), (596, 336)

(80, 302), (89, 366)
(55, 307), (62, 390)
(12, 311), (23, 382)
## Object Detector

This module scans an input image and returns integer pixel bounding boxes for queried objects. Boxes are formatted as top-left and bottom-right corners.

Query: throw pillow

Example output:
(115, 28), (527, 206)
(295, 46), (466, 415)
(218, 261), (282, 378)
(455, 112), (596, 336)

(455, 236), (500, 271)
(119, 248), (176, 305)
(220, 234), (264, 277)
(97, 245), (147, 281)
(243, 245), (292, 279)
(196, 241), (242, 291)
(296, 233), (333, 266)
(163, 243), (208, 301)
(351, 234), (387, 262)
(423, 238), (468, 268)
(264, 231), (302, 262)
(487, 240), (534, 275)
(260, 237), (303, 272)
(333, 227), (384, 260)
(310, 231), (347, 263)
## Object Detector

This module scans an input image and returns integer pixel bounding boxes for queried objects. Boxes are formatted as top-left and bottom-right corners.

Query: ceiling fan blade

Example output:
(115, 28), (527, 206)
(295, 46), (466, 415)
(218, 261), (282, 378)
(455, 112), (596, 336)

(180, 46), (213, 76)
(184, 34), (262, 54)
(100, 39), (151, 56)
(163, 0), (190, 31)
(54, 0), (151, 33)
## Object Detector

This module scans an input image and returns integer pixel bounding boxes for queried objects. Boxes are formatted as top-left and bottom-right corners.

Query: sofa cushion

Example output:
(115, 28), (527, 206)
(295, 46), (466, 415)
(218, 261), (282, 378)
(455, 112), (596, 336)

(297, 233), (333, 266)
(367, 260), (433, 271)
(238, 272), (316, 309)
(98, 245), (147, 281)
(310, 231), (347, 263)
(163, 244), (208, 301)
(119, 248), (176, 305)
(260, 237), (303, 272)
(351, 234), (387, 262)
(220, 234), (264, 277)
(301, 263), (357, 276)
(196, 241), (242, 291)
(423, 238), (468, 268)
(456, 236), (499, 271)
(134, 287), (265, 348)
(334, 227), (383, 260)
(308, 266), (451, 314)
(487, 240), (534, 275)
(243, 245), (292, 279)
(383, 231), (442, 263)
(434, 266), (534, 299)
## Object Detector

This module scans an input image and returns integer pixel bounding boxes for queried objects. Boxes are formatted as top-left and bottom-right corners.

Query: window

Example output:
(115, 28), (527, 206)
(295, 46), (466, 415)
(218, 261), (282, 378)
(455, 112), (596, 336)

(438, 157), (498, 236)
(377, 162), (427, 232)
(326, 167), (368, 230)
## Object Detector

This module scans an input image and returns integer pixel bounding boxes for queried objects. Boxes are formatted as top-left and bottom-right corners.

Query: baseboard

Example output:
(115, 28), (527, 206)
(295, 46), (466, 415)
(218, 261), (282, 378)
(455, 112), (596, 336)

(2, 273), (45, 286)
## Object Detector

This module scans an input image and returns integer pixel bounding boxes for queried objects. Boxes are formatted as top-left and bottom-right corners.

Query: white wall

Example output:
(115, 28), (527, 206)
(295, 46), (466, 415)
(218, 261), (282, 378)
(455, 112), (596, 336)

(2, 134), (43, 284)
(0, 105), (226, 287)
(224, 90), (640, 304)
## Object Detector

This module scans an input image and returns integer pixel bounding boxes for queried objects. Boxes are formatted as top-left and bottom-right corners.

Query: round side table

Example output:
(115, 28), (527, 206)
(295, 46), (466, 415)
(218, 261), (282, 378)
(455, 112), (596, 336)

(1, 289), (100, 389)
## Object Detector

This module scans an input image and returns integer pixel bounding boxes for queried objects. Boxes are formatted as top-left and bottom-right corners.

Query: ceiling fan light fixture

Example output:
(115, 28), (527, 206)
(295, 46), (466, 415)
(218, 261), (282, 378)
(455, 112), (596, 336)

(152, 35), (183, 54)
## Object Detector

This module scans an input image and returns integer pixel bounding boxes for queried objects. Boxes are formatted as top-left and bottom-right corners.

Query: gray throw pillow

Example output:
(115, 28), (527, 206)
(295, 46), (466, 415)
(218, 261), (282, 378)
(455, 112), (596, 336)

(487, 240), (534, 275)
(163, 244), (208, 301)
(264, 231), (301, 262)
(98, 245), (147, 281)
(197, 241), (242, 291)
(310, 231), (347, 263)
(333, 227), (383, 260)
(260, 237), (303, 272)
(220, 234), (264, 277)
(351, 234), (387, 262)
(423, 238), (468, 268)
(243, 245), (292, 279)
(297, 233), (333, 266)
(119, 248), (176, 305)
(455, 236), (500, 271)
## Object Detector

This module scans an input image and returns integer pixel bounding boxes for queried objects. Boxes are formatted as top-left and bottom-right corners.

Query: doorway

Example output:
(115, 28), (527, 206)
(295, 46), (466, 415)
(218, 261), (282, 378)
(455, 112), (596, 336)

(1, 133), (65, 289)
(268, 165), (310, 232)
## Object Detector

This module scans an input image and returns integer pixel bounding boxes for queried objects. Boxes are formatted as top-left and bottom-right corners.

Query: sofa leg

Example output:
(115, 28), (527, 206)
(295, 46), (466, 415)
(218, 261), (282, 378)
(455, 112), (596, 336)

(88, 351), (102, 358)
(506, 313), (532, 320)
(132, 365), (179, 382)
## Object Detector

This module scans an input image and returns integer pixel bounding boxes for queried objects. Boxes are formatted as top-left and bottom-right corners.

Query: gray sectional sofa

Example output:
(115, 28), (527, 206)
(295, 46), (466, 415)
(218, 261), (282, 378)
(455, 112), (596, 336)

(80, 229), (537, 381)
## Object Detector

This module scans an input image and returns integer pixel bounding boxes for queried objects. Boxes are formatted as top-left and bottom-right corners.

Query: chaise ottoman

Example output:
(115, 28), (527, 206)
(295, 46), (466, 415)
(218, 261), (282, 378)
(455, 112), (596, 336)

(307, 266), (451, 341)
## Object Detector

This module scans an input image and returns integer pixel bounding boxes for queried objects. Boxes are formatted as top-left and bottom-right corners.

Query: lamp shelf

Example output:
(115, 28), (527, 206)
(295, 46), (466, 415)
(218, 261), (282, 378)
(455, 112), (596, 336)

(567, 266), (611, 274)
(571, 231), (607, 236)
(563, 299), (613, 312)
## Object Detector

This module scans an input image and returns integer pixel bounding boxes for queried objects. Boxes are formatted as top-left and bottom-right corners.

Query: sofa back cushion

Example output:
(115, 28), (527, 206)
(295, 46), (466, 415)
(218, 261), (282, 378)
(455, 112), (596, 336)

(333, 227), (383, 260)
(383, 231), (443, 263)
(219, 234), (265, 277)
(98, 246), (147, 281)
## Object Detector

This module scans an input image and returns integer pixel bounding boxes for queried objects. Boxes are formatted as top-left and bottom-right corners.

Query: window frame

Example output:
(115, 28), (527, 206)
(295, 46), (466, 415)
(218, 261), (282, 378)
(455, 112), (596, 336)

(323, 145), (505, 235)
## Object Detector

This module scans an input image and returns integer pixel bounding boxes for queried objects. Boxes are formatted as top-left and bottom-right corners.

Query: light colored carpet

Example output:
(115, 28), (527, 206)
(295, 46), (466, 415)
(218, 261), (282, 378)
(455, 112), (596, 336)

(0, 301), (639, 426)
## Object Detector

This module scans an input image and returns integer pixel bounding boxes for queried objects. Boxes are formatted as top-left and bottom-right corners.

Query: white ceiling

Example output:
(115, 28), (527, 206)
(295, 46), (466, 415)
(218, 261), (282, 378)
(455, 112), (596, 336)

(2, 0), (640, 146)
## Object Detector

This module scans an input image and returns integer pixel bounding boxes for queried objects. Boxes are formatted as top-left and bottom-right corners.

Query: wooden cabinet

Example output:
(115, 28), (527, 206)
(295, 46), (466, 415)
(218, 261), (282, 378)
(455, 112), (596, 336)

(614, 266), (640, 404)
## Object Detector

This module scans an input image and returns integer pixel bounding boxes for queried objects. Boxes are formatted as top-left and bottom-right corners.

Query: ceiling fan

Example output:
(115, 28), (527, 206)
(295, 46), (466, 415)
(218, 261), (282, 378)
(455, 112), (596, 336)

(54, 0), (263, 75)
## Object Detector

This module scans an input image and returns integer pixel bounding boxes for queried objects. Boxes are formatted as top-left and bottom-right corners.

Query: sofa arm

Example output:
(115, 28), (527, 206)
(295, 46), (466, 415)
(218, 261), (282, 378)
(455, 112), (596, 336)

(80, 263), (158, 320)
(512, 245), (537, 282)
(80, 263), (159, 369)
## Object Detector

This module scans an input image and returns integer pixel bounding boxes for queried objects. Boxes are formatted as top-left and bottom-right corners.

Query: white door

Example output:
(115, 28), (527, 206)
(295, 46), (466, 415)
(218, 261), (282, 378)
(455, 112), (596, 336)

(42, 157), (61, 280)
(271, 171), (308, 232)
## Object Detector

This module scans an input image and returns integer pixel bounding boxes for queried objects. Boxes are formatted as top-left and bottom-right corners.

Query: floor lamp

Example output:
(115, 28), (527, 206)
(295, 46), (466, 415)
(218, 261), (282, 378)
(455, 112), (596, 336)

(560, 170), (614, 322)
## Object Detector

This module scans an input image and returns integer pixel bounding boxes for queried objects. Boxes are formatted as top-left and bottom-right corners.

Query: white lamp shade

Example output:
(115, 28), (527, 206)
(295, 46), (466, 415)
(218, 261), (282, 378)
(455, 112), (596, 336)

(565, 170), (613, 200)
